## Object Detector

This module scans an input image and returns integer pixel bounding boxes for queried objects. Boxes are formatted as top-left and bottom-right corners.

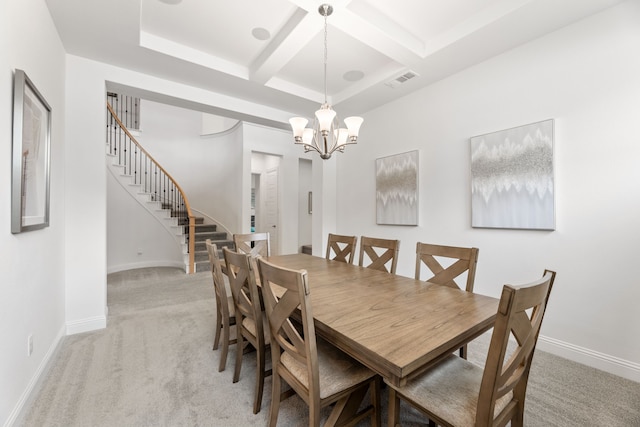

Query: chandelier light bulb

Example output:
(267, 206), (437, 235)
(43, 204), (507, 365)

(315, 106), (336, 133)
(289, 117), (308, 142)
(344, 116), (363, 139)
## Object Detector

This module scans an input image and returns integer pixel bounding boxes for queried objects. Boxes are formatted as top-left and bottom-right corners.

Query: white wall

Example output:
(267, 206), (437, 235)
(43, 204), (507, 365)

(106, 172), (184, 273)
(298, 159), (313, 250)
(64, 57), (108, 335)
(337, 1), (640, 380)
(0, 0), (67, 425)
(201, 113), (238, 135)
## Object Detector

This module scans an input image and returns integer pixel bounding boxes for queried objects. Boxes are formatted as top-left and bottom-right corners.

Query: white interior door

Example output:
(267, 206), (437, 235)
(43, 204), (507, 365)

(264, 167), (279, 255)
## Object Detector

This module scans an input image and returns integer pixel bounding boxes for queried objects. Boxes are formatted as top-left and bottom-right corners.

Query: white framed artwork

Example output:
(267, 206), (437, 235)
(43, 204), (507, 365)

(470, 119), (555, 230)
(376, 150), (419, 226)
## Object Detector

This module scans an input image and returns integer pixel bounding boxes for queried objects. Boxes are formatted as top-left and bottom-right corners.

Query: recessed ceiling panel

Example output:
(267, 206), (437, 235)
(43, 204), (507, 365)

(141, 0), (297, 65)
(277, 24), (397, 96)
(355, 0), (505, 43)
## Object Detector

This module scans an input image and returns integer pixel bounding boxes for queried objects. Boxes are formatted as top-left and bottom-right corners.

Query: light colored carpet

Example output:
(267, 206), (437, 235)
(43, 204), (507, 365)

(17, 267), (640, 426)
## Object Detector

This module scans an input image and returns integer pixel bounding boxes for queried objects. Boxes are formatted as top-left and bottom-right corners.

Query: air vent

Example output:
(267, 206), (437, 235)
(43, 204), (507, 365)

(385, 70), (419, 89)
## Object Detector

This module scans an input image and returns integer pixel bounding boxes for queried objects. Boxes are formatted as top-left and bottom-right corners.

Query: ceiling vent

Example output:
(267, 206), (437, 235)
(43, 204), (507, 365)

(385, 70), (419, 89)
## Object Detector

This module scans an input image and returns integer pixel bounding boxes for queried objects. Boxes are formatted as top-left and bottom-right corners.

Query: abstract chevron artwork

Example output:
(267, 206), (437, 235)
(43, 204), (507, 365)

(376, 150), (419, 225)
(470, 119), (555, 230)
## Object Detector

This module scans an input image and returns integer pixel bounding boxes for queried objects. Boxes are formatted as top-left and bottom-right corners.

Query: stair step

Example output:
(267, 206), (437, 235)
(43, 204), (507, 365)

(191, 224), (217, 233)
(194, 251), (210, 262)
(178, 216), (204, 225)
(194, 231), (228, 242)
(195, 260), (211, 273)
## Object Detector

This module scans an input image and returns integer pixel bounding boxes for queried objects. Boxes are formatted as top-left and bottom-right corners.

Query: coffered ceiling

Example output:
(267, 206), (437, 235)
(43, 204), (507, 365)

(45, 0), (624, 121)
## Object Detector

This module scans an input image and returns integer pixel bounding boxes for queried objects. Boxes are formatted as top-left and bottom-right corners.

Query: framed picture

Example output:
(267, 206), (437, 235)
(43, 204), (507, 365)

(376, 150), (419, 225)
(470, 119), (555, 230)
(11, 69), (51, 233)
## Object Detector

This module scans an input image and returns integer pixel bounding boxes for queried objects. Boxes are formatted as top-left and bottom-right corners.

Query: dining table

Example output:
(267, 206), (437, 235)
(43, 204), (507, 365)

(262, 253), (500, 388)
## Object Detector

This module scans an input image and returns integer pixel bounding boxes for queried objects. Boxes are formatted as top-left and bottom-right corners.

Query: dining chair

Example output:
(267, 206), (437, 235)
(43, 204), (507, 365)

(234, 232), (271, 258)
(256, 257), (381, 427)
(358, 236), (401, 274)
(415, 243), (479, 359)
(325, 233), (357, 264)
(415, 242), (479, 291)
(386, 269), (556, 427)
(205, 240), (236, 372)
(223, 247), (271, 414)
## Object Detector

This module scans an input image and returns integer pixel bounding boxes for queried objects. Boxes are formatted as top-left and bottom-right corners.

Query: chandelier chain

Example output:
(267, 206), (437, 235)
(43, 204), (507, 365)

(323, 6), (328, 104)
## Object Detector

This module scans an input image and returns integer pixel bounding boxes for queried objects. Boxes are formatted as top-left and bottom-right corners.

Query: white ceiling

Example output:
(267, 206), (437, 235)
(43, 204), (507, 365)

(45, 0), (625, 122)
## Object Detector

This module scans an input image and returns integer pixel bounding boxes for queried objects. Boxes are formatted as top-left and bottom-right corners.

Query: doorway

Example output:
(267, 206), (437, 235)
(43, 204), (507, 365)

(251, 153), (281, 255)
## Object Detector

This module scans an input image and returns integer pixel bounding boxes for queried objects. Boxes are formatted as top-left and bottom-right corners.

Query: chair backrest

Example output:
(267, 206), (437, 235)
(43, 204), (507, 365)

(358, 236), (401, 274)
(256, 257), (321, 400)
(234, 232), (271, 258)
(476, 270), (556, 426)
(415, 242), (479, 292)
(325, 233), (357, 264)
(223, 247), (263, 336)
(205, 239), (231, 317)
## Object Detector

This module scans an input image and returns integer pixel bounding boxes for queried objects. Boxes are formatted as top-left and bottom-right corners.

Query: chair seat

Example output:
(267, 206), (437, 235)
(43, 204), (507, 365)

(242, 312), (270, 342)
(388, 354), (512, 427)
(282, 338), (376, 400)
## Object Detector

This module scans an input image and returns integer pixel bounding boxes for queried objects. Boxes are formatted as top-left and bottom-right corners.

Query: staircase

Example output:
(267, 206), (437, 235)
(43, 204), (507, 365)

(107, 97), (234, 273)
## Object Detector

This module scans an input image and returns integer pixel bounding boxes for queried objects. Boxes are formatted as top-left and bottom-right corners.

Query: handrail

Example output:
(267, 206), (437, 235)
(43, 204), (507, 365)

(106, 101), (196, 274)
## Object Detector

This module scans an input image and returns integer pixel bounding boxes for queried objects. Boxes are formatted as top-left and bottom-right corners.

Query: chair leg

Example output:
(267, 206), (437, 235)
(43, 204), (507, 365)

(268, 374), (281, 427)
(233, 332), (244, 383)
(459, 344), (468, 359)
(309, 397), (321, 427)
(512, 400), (525, 427)
(253, 343), (266, 414)
(213, 306), (222, 350)
(388, 387), (400, 427)
(372, 376), (381, 427)
(218, 321), (230, 372)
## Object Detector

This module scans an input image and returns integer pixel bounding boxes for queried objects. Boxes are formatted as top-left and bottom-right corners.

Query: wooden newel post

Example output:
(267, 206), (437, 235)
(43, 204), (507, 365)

(188, 216), (196, 274)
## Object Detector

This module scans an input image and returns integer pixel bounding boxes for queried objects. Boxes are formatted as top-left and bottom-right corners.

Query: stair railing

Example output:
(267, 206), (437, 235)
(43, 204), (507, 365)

(106, 101), (196, 274)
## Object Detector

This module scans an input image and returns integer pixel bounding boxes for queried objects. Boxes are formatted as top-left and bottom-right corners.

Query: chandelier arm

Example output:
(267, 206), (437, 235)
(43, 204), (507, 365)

(304, 144), (322, 155)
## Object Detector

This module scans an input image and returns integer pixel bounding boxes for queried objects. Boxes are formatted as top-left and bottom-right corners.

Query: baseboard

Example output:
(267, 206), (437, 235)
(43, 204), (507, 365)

(538, 335), (640, 383)
(3, 325), (65, 427)
(107, 260), (186, 274)
(66, 315), (107, 335)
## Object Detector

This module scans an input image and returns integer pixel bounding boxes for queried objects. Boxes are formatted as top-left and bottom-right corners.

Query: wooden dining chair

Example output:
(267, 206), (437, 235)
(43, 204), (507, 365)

(223, 247), (271, 414)
(415, 243), (479, 359)
(325, 233), (357, 264)
(256, 257), (381, 427)
(205, 240), (236, 372)
(387, 270), (556, 427)
(234, 232), (271, 258)
(415, 242), (479, 292)
(358, 236), (401, 274)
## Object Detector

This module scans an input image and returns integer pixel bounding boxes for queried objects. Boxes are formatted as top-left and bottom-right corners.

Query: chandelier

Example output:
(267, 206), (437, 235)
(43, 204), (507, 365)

(289, 4), (363, 160)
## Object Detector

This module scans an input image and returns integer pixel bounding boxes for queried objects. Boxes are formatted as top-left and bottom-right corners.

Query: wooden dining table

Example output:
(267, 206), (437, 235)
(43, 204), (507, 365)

(262, 253), (500, 388)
